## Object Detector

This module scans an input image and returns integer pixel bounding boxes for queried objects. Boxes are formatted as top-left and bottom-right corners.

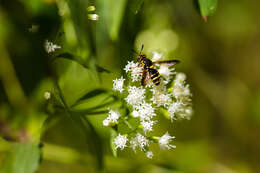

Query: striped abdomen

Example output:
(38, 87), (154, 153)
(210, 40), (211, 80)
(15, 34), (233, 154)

(149, 68), (160, 85)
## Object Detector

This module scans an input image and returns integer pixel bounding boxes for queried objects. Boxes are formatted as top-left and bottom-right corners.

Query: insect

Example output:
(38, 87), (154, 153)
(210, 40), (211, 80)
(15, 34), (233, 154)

(133, 45), (180, 86)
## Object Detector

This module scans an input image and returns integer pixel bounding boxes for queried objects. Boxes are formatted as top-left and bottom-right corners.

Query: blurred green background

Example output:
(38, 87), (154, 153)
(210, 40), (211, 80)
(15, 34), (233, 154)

(0, 0), (260, 172)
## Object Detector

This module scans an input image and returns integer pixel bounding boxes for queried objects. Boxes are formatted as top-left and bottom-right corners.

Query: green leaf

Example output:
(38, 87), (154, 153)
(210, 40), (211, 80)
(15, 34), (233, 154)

(110, 129), (118, 157)
(70, 115), (104, 170)
(198, 0), (217, 20)
(0, 142), (41, 173)
(54, 82), (104, 171)
(56, 53), (75, 60)
(103, 0), (128, 41)
(71, 89), (108, 107)
(130, 0), (144, 14)
(96, 65), (111, 73)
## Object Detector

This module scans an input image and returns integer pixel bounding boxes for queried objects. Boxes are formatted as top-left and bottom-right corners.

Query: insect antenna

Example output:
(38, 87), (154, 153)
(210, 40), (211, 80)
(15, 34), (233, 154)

(139, 44), (144, 55)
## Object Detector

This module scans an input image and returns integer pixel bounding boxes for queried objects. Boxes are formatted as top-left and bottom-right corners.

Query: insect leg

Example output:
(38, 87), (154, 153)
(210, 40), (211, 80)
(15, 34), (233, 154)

(141, 70), (148, 86)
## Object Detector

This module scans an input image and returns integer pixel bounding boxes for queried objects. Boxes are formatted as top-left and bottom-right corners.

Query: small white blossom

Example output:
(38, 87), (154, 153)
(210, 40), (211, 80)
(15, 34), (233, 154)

(168, 101), (183, 120)
(151, 87), (172, 107)
(113, 76), (125, 93)
(44, 40), (61, 53)
(141, 120), (156, 134)
(88, 14), (99, 20)
(130, 138), (138, 152)
(103, 119), (110, 126)
(175, 73), (186, 83)
(103, 109), (121, 126)
(146, 151), (153, 159)
(158, 65), (175, 83)
(130, 133), (149, 152)
(125, 86), (145, 106)
(133, 102), (156, 121)
(185, 107), (193, 120)
(44, 91), (51, 100)
(152, 51), (163, 61)
(159, 132), (176, 150)
(124, 61), (143, 82)
(136, 133), (149, 151)
(114, 134), (128, 150)
(173, 84), (191, 100)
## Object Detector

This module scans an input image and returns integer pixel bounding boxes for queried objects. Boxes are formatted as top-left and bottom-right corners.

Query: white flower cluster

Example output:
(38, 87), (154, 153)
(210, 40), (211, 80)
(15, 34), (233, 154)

(103, 109), (121, 126)
(44, 40), (61, 53)
(105, 51), (193, 159)
(124, 61), (143, 82)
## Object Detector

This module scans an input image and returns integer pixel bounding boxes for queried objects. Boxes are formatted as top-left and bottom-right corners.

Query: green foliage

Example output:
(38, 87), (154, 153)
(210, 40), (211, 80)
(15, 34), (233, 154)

(198, 0), (217, 19)
(1, 0), (260, 172)
(0, 143), (41, 173)
(110, 129), (118, 157)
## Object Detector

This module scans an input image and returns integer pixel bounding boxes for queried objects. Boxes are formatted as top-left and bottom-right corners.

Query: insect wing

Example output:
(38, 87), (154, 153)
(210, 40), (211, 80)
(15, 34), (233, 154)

(141, 70), (150, 86)
(153, 60), (180, 66)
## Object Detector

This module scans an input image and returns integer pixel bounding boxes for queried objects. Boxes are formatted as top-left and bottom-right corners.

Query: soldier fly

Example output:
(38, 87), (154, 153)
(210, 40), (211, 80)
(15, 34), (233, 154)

(133, 45), (180, 86)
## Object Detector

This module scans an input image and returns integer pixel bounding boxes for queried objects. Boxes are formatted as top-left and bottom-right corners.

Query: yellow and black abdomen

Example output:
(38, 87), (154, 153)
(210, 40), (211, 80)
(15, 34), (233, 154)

(148, 68), (160, 85)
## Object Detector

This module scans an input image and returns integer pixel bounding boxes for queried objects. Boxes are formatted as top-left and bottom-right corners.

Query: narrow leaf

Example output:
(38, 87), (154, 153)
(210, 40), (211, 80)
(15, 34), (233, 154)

(96, 65), (110, 73)
(198, 0), (217, 21)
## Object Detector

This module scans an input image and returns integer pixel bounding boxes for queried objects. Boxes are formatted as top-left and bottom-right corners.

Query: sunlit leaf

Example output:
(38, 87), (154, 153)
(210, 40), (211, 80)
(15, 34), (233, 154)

(0, 142), (41, 173)
(198, 0), (217, 21)
(103, 0), (128, 41)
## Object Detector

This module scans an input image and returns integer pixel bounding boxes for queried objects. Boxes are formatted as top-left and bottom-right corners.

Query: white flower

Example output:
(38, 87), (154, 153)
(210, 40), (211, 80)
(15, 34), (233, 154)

(103, 119), (110, 126)
(151, 87), (172, 107)
(141, 120), (156, 133)
(125, 86), (145, 106)
(44, 91), (51, 100)
(173, 73), (189, 95)
(136, 133), (149, 151)
(103, 109), (121, 126)
(133, 102), (156, 121)
(175, 73), (186, 83)
(130, 133), (149, 151)
(130, 138), (138, 152)
(113, 76), (125, 93)
(152, 51), (163, 61)
(146, 151), (153, 159)
(173, 84), (191, 99)
(44, 40), (61, 53)
(88, 14), (99, 20)
(124, 61), (143, 82)
(159, 132), (176, 150)
(158, 65), (175, 83)
(168, 101), (183, 120)
(108, 109), (121, 122)
(114, 134), (128, 150)
(185, 107), (193, 120)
